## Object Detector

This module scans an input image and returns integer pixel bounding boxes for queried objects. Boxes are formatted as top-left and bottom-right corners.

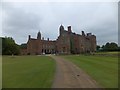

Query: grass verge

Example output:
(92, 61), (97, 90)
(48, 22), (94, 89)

(62, 55), (118, 88)
(2, 55), (55, 88)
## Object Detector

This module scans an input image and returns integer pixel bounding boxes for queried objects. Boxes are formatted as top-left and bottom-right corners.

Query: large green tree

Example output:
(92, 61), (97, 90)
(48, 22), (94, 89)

(2, 37), (20, 55)
(96, 45), (101, 51)
(103, 42), (118, 51)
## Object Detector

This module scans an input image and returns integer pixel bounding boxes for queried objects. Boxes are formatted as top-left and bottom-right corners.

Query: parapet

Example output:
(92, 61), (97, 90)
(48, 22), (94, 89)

(87, 33), (92, 36)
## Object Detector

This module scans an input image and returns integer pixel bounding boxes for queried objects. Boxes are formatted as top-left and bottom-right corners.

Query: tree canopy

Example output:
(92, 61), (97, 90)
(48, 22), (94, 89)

(97, 42), (119, 51)
(20, 43), (27, 49)
(2, 37), (20, 55)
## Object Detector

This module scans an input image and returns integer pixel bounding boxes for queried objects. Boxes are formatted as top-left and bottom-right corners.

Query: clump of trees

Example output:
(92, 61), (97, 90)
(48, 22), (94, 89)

(96, 42), (120, 52)
(2, 37), (20, 55)
(20, 43), (27, 49)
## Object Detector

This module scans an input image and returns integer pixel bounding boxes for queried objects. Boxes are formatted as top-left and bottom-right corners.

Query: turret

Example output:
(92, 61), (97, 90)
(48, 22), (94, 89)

(59, 24), (64, 35)
(37, 31), (41, 40)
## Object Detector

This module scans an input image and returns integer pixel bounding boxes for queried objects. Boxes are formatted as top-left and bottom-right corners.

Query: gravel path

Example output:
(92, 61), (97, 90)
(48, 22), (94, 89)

(51, 55), (101, 88)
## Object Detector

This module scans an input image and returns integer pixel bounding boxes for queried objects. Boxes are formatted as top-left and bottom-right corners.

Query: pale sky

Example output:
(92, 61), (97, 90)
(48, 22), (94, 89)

(1, 0), (119, 46)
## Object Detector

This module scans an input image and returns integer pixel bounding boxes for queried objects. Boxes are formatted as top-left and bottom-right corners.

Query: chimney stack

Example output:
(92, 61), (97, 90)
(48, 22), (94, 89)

(47, 38), (49, 41)
(68, 26), (72, 32)
(82, 31), (85, 36)
(87, 33), (92, 36)
(42, 37), (44, 40)
(28, 35), (31, 40)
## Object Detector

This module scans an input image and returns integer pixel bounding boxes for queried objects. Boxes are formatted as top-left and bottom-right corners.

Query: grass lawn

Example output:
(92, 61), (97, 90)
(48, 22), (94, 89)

(95, 51), (119, 55)
(2, 55), (55, 88)
(0, 56), (2, 89)
(62, 55), (118, 88)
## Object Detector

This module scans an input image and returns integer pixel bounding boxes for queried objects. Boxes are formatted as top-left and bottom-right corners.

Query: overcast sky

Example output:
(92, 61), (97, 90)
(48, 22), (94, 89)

(1, 0), (118, 46)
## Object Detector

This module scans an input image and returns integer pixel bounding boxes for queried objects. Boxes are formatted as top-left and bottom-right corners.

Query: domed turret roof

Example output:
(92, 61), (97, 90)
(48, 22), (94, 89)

(59, 24), (64, 30)
(37, 31), (41, 39)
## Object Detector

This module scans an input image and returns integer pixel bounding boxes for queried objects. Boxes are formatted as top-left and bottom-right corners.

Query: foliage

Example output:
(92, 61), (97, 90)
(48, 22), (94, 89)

(2, 37), (20, 55)
(96, 45), (100, 51)
(117, 46), (120, 51)
(20, 43), (27, 49)
(98, 42), (119, 51)
(103, 42), (118, 51)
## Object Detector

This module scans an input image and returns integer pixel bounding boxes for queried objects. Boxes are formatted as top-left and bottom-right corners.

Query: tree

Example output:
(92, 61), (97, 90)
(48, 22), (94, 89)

(96, 45), (100, 51)
(110, 42), (118, 50)
(2, 37), (20, 55)
(20, 43), (27, 49)
(103, 42), (118, 51)
(118, 46), (120, 51)
(104, 42), (110, 51)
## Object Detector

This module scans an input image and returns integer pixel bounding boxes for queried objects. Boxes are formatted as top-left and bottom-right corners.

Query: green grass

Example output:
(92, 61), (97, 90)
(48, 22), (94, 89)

(0, 56), (2, 89)
(95, 51), (119, 54)
(62, 55), (118, 88)
(2, 55), (55, 88)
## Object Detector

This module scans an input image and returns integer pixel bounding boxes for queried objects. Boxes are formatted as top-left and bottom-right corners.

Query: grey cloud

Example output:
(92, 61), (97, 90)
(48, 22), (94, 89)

(2, 2), (42, 44)
(2, 2), (118, 46)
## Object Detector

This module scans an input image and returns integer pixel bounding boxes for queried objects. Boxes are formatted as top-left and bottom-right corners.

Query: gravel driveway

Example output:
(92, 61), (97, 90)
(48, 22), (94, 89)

(51, 55), (101, 88)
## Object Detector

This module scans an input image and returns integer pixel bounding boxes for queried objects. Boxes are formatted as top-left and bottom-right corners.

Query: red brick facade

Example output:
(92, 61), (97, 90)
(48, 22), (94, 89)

(23, 25), (96, 55)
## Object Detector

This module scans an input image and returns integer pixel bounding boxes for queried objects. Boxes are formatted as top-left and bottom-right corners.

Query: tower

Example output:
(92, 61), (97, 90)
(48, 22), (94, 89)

(37, 31), (41, 40)
(59, 24), (64, 35)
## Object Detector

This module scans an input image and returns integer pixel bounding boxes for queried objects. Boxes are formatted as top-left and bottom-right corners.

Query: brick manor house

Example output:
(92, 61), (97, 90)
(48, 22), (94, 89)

(21, 25), (96, 55)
